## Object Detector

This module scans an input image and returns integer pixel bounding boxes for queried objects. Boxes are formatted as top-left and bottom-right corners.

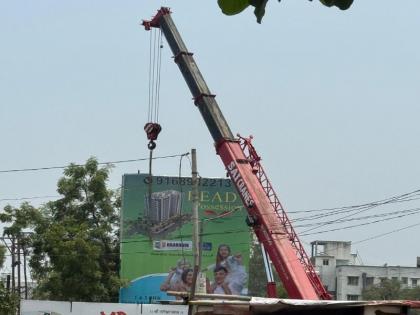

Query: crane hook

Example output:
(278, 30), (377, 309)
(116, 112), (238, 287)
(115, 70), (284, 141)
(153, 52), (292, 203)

(144, 122), (162, 151)
(148, 141), (156, 150)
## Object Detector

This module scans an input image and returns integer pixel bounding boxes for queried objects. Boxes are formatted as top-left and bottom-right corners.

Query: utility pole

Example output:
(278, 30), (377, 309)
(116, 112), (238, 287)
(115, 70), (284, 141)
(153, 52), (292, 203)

(6, 275), (11, 292)
(23, 243), (28, 299)
(11, 238), (15, 294)
(190, 148), (201, 300)
(1, 236), (13, 293)
(17, 238), (21, 298)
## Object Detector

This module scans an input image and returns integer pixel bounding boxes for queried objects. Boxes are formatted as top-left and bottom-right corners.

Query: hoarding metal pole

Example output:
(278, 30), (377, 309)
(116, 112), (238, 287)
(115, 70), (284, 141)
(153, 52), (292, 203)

(190, 148), (200, 302)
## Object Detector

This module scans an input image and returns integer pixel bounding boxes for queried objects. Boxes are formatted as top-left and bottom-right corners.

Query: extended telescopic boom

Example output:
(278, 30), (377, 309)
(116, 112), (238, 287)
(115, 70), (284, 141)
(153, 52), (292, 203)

(143, 7), (330, 300)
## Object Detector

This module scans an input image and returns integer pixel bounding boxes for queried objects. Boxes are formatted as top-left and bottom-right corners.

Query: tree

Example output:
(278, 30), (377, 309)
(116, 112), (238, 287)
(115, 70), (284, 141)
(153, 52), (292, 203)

(363, 279), (402, 300)
(362, 278), (420, 301)
(248, 238), (287, 297)
(0, 244), (17, 314)
(400, 286), (420, 300)
(29, 158), (121, 302)
(0, 284), (19, 315)
(0, 203), (39, 315)
(218, 0), (354, 23)
(0, 202), (41, 260)
(248, 241), (268, 296)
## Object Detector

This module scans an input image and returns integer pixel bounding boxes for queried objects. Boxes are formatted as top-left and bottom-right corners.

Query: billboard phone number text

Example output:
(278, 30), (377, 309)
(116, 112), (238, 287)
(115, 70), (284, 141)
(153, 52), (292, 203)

(144, 176), (232, 187)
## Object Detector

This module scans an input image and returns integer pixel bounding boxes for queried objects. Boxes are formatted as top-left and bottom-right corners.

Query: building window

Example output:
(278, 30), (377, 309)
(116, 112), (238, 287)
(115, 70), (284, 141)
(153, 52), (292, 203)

(323, 259), (329, 266)
(412, 279), (418, 287)
(347, 276), (359, 286)
(392, 277), (398, 281)
(401, 277), (408, 285)
(380, 277), (387, 283)
(365, 277), (374, 287)
(347, 295), (359, 301)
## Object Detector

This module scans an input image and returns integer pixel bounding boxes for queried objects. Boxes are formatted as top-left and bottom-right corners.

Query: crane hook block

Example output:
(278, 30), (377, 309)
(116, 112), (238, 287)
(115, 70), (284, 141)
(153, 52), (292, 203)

(144, 122), (162, 150)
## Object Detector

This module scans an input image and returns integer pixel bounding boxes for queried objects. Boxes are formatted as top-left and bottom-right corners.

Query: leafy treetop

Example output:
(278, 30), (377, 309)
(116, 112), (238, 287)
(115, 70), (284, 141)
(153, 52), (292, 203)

(218, 0), (354, 23)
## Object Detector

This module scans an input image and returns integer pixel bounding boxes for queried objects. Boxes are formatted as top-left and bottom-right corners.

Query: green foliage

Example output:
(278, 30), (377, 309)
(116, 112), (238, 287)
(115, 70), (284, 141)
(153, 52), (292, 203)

(0, 283), (19, 315)
(0, 245), (5, 269)
(363, 278), (420, 301)
(363, 278), (401, 300)
(400, 286), (420, 300)
(217, 0), (249, 15)
(248, 239), (287, 297)
(0, 203), (39, 314)
(319, 0), (354, 10)
(0, 158), (121, 303)
(274, 275), (288, 298)
(0, 202), (40, 238)
(248, 241), (267, 296)
(250, 0), (269, 23)
(29, 157), (121, 302)
(218, 0), (354, 23)
(218, 0), (268, 24)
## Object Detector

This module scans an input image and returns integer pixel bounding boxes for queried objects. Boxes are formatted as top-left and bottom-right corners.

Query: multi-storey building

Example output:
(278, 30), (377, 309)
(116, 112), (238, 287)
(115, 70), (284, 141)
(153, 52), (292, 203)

(311, 240), (420, 300)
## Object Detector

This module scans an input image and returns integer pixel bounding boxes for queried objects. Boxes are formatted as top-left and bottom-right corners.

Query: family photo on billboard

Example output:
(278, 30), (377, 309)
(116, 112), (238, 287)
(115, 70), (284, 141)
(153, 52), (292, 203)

(159, 243), (248, 297)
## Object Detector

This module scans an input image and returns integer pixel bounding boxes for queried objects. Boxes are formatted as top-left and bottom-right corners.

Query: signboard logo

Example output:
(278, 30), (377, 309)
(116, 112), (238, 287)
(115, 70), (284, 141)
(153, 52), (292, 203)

(226, 161), (255, 208)
(153, 240), (192, 251)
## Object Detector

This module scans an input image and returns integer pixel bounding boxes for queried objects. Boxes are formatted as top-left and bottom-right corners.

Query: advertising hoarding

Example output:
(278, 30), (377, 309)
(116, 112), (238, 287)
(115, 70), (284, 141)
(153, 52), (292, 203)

(119, 174), (250, 303)
(21, 300), (188, 315)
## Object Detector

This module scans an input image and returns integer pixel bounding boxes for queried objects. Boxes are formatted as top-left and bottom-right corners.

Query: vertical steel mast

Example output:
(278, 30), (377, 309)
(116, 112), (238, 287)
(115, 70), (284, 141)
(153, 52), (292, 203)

(143, 7), (330, 300)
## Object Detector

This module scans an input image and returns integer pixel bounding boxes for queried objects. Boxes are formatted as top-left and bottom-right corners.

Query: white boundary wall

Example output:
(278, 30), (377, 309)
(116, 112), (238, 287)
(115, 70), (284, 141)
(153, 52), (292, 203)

(21, 300), (188, 315)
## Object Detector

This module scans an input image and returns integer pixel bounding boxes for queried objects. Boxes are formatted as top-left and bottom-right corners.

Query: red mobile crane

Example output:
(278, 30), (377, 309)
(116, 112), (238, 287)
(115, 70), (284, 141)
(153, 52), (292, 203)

(143, 8), (331, 300)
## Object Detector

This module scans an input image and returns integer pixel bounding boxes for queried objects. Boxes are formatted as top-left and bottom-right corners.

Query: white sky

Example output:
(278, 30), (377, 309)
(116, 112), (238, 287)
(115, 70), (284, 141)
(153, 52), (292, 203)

(1, 1), (419, 268)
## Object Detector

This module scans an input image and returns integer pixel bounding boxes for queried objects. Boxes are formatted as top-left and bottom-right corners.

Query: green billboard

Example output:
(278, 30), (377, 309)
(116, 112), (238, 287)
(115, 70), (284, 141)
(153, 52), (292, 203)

(119, 174), (250, 303)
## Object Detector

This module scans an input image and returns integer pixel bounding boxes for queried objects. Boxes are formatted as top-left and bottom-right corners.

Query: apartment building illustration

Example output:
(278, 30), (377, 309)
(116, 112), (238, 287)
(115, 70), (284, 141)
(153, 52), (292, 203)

(144, 190), (182, 224)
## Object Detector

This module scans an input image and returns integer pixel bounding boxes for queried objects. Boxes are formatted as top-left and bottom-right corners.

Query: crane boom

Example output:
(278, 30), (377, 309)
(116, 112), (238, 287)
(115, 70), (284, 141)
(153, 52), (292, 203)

(143, 7), (331, 300)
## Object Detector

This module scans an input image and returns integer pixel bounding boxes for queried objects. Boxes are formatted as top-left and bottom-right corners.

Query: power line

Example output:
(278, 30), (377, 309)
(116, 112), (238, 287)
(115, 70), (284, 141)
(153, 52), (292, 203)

(0, 195), (60, 202)
(120, 208), (418, 245)
(353, 221), (420, 245)
(300, 211), (420, 237)
(293, 207), (420, 228)
(0, 153), (189, 174)
(289, 188), (420, 214)
(2, 165), (419, 251)
(299, 204), (378, 234)
(292, 196), (420, 222)
(296, 190), (420, 234)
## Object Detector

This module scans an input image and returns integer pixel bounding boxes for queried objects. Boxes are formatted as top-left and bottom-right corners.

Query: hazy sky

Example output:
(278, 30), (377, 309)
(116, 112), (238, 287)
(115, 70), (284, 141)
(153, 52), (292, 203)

(1, 1), (419, 270)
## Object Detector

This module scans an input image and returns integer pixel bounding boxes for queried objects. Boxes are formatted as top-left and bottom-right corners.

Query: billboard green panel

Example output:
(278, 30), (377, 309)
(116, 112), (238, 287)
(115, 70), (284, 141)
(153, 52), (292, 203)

(119, 174), (250, 303)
